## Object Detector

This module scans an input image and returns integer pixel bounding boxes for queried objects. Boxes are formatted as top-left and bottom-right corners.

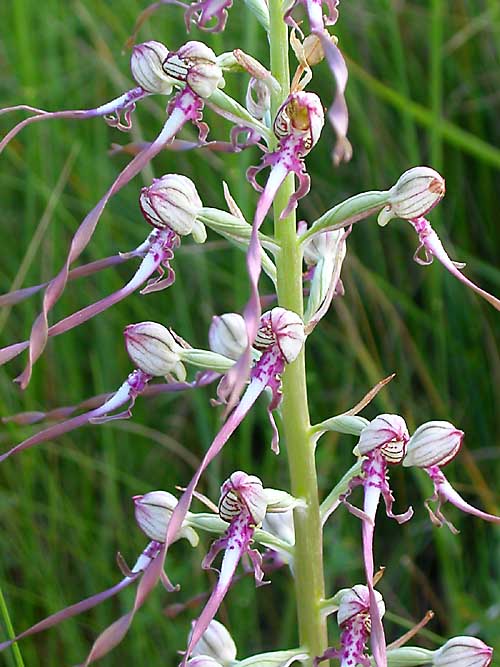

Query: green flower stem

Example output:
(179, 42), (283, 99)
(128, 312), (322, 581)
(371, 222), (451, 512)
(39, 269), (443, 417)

(0, 585), (25, 667)
(268, 1), (328, 663)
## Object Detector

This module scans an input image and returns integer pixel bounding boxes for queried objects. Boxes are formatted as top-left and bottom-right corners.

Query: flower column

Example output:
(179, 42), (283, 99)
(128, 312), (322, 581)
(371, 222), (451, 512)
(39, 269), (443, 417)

(268, 1), (328, 663)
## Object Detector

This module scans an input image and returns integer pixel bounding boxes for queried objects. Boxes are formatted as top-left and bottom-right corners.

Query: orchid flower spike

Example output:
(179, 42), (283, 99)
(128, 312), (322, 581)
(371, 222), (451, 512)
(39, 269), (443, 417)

(403, 421), (500, 533)
(0, 174), (204, 372)
(378, 167), (500, 311)
(316, 584), (385, 667)
(433, 636), (493, 667)
(341, 414), (414, 667)
(285, 0), (350, 164)
(182, 471), (267, 665)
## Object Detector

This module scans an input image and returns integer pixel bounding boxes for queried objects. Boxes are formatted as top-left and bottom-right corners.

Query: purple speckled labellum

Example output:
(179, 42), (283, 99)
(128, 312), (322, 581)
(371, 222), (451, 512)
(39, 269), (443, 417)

(342, 415), (413, 667)
(181, 472), (266, 665)
(14, 86), (206, 390)
(410, 217), (500, 311)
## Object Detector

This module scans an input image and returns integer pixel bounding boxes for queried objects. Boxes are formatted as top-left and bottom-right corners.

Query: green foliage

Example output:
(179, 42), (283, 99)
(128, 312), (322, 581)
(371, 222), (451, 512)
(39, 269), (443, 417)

(0, 1), (498, 664)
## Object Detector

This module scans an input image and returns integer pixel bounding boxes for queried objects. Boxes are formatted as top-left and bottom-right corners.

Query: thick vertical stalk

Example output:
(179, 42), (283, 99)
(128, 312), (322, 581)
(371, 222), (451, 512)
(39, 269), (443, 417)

(268, 2), (328, 663)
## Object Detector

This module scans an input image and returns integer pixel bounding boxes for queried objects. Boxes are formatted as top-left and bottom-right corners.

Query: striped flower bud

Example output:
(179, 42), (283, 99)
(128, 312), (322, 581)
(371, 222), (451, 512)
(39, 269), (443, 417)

(403, 421), (464, 468)
(433, 636), (493, 667)
(357, 414), (409, 464)
(134, 491), (198, 545)
(163, 41), (223, 98)
(130, 41), (174, 94)
(139, 174), (206, 242)
(303, 229), (343, 266)
(124, 321), (187, 380)
(378, 166), (445, 227)
(253, 307), (305, 364)
(218, 471), (267, 525)
(190, 620), (237, 664)
(208, 313), (248, 360)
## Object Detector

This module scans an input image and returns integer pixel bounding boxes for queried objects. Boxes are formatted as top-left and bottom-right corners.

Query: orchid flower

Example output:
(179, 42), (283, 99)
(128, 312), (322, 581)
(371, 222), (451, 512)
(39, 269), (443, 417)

(182, 471), (268, 665)
(220, 92), (322, 410)
(0, 323), (194, 463)
(316, 585), (385, 667)
(0, 41), (173, 150)
(0, 174), (205, 370)
(377, 167), (500, 311)
(6, 41), (223, 390)
(402, 421), (500, 533)
(433, 636), (493, 667)
(340, 415), (414, 667)
(285, 0), (350, 164)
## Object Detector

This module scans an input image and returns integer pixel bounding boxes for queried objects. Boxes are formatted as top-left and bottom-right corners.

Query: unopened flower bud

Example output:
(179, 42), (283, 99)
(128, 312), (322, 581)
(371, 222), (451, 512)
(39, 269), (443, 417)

(139, 174), (205, 241)
(378, 167), (445, 227)
(336, 584), (385, 628)
(134, 491), (198, 545)
(253, 307), (305, 364)
(403, 421), (464, 468)
(209, 313), (248, 360)
(219, 471), (267, 525)
(190, 620), (237, 664)
(357, 414), (409, 464)
(130, 41), (174, 94)
(124, 321), (187, 380)
(433, 636), (493, 667)
(274, 91), (324, 153)
(163, 41), (224, 98)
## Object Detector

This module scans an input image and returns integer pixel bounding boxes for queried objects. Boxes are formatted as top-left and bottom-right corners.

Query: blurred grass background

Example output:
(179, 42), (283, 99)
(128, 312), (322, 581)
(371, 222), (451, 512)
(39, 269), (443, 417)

(0, 0), (499, 664)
